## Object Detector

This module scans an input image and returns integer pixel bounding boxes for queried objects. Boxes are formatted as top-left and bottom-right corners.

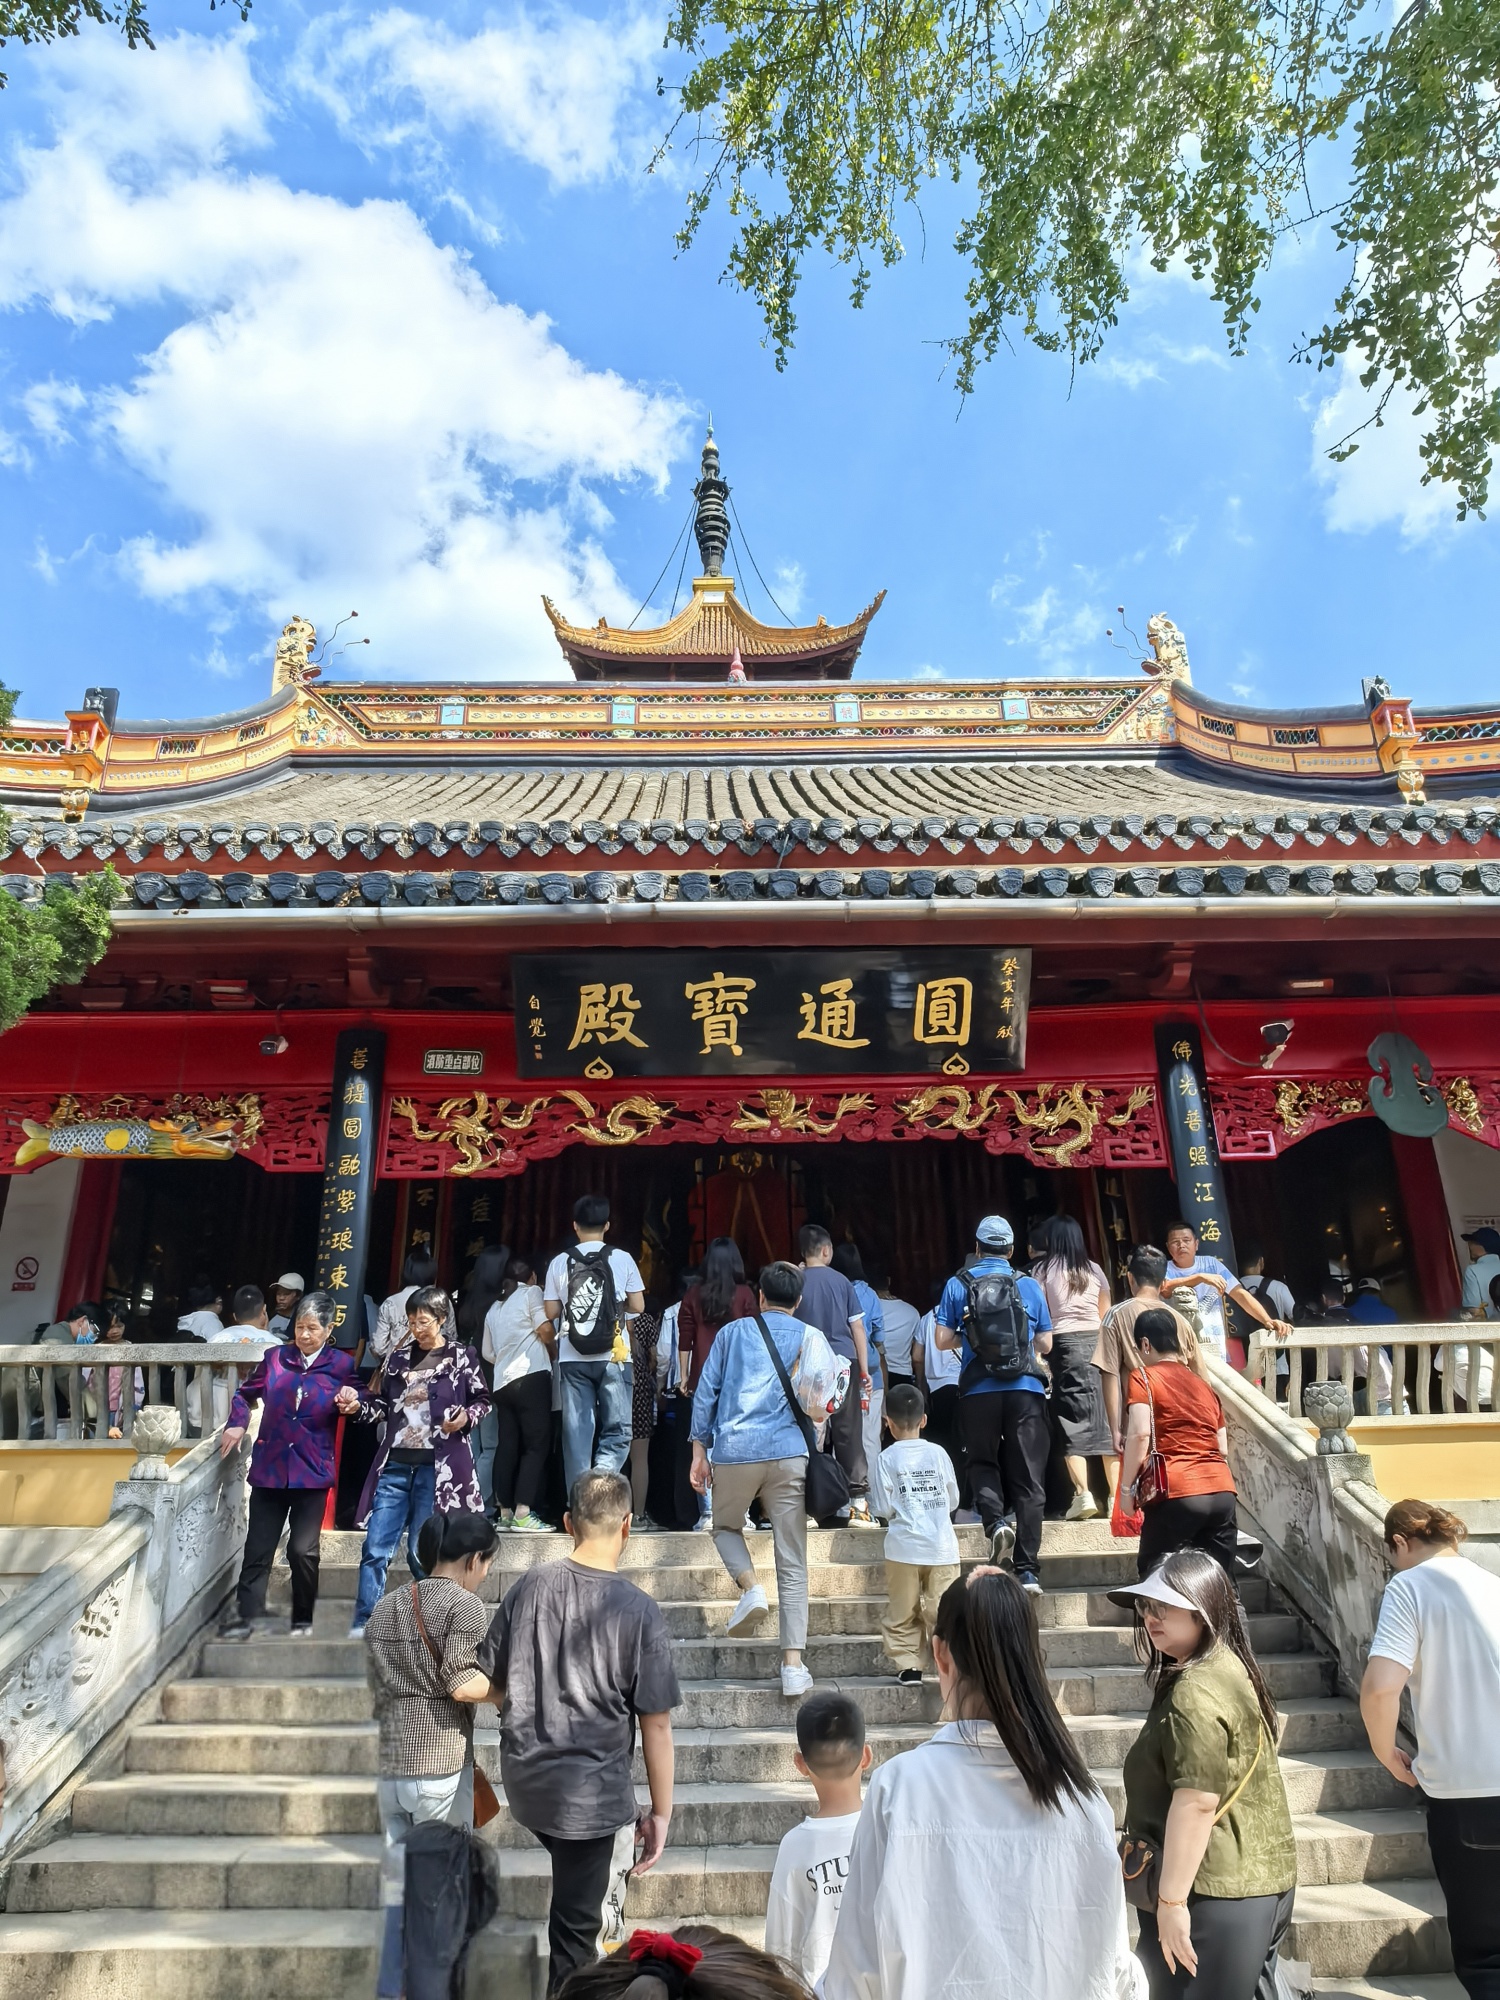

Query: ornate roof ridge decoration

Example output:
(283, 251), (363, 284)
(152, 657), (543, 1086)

(1211, 1071), (1499, 1158)
(542, 575), (887, 681)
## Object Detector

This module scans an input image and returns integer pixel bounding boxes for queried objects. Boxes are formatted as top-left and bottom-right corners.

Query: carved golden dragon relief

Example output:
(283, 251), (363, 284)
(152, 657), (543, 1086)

(732, 1090), (875, 1136)
(390, 1089), (674, 1171)
(897, 1080), (1154, 1165)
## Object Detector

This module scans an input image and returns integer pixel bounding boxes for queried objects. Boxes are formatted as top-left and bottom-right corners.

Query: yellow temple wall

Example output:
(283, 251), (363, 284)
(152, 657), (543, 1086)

(0, 1443), (192, 1526)
(1348, 1416), (1500, 1502)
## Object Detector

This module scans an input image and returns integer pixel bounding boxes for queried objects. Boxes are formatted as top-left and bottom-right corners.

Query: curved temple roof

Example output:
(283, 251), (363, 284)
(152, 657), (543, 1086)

(543, 575), (886, 681)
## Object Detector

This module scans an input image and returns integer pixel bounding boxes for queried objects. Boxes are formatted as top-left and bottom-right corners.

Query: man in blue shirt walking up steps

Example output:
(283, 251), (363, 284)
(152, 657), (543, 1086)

(934, 1215), (1053, 1591)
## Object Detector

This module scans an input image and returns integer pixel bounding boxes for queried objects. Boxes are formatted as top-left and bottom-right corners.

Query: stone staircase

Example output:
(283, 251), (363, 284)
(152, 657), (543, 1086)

(0, 1522), (1462, 1999)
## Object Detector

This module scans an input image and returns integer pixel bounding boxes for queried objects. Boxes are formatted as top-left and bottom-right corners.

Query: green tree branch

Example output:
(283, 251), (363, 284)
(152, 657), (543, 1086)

(665, 0), (1500, 513)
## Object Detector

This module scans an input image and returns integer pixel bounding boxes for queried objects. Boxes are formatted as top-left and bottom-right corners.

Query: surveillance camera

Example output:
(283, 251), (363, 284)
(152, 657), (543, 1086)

(260, 1033), (289, 1057)
(1258, 1019), (1294, 1070)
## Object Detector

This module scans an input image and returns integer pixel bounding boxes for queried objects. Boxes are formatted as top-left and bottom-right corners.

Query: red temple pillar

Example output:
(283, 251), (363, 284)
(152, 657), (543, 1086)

(1389, 1132), (1462, 1319)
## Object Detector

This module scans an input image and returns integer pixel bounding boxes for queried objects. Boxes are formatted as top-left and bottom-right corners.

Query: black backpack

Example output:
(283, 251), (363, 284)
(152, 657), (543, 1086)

(959, 1269), (1035, 1387)
(562, 1244), (621, 1357)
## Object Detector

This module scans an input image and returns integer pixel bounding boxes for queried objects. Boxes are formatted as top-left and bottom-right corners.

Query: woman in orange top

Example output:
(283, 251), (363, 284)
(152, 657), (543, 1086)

(1122, 1307), (1237, 1579)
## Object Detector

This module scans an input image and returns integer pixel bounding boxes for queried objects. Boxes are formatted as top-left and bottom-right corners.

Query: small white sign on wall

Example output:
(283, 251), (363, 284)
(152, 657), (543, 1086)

(0, 1160), (83, 1343)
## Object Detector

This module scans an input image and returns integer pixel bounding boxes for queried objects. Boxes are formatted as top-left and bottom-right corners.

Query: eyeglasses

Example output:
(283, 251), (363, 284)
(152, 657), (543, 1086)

(1136, 1599), (1173, 1619)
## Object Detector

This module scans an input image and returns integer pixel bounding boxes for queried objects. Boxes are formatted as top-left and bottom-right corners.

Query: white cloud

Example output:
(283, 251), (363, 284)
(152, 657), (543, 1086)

(21, 377), (86, 444)
(296, 6), (665, 189)
(0, 32), (690, 679)
(1162, 518), (1196, 558)
(991, 571), (1106, 672)
(772, 560), (805, 616)
(1311, 355), (1458, 541)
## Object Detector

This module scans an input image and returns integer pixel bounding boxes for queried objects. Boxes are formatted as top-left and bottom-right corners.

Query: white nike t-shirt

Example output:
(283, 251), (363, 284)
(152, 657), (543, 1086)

(543, 1245), (644, 1365)
(765, 1810), (861, 1987)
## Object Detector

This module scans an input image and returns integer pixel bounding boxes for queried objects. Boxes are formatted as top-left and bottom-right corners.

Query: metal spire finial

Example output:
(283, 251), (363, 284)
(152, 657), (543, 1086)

(692, 425), (730, 578)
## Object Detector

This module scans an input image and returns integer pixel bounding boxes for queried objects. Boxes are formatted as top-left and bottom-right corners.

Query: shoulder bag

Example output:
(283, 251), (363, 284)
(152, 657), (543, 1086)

(752, 1314), (852, 1526)
(410, 1582), (500, 1829)
(1133, 1366), (1170, 1508)
(1119, 1725), (1264, 1911)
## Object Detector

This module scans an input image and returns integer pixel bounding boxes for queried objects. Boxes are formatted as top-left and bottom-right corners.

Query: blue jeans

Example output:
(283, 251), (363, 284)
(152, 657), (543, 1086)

(376, 1764), (473, 1997)
(354, 1460), (436, 1628)
(473, 1407), (498, 1511)
(560, 1360), (633, 1498)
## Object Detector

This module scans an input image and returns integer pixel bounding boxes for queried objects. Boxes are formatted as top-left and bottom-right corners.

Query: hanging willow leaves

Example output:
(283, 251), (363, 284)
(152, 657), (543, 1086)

(663, 0), (1500, 515)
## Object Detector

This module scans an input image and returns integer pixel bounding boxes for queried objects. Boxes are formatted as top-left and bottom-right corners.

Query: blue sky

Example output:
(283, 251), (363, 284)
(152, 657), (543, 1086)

(0, 0), (1495, 725)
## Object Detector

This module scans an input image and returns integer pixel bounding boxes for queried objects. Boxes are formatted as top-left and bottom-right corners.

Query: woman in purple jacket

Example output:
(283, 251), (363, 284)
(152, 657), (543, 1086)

(219, 1290), (365, 1639)
(342, 1286), (491, 1636)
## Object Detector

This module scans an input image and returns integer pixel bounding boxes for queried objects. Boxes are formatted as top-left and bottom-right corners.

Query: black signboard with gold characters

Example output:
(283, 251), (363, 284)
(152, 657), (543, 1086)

(314, 1027), (386, 1348)
(515, 951), (1030, 1079)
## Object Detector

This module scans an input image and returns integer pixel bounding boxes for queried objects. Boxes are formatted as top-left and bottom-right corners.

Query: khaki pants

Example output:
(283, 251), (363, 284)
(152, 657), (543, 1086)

(710, 1456), (809, 1651)
(881, 1558), (960, 1672)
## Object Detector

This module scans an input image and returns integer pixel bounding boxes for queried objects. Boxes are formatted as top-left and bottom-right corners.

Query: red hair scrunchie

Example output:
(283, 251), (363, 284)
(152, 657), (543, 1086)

(624, 1930), (704, 1996)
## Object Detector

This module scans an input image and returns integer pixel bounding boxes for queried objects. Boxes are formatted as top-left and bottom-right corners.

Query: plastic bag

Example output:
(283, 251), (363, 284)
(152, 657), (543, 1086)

(1111, 1473), (1144, 1540)
(790, 1324), (851, 1420)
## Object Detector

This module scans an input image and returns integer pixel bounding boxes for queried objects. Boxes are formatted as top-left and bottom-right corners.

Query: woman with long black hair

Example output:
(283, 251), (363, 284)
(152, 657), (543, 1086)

(1116, 1549), (1296, 1999)
(482, 1254), (554, 1532)
(677, 1238), (757, 1530)
(1030, 1213), (1115, 1518)
(822, 1567), (1143, 1999)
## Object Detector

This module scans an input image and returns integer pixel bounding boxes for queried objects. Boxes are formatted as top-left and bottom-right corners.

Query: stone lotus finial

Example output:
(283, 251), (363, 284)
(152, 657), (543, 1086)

(272, 616), (319, 690)
(1144, 614), (1191, 684)
(1303, 1377), (1357, 1455)
(129, 1403), (183, 1480)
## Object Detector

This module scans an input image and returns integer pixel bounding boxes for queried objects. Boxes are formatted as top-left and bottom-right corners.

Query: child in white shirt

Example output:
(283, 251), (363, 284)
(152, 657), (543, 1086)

(765, 1690), (870, 1988)
(869, 1382), (961, 1682)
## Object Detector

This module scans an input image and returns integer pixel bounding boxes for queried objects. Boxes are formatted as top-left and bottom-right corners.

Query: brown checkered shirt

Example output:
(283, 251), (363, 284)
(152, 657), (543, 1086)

(364, 1577), (489, 1778)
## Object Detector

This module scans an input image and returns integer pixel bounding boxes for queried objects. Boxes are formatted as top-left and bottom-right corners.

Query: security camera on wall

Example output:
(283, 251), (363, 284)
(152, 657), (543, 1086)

(259, 1033), (289, 1057)
(1259, 1020), (1294, 1069)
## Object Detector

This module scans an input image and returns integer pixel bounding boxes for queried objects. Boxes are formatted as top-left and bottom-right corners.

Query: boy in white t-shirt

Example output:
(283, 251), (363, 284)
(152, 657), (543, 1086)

(869, 1382), (961, 1682)
(765, 1691), (870, 1988)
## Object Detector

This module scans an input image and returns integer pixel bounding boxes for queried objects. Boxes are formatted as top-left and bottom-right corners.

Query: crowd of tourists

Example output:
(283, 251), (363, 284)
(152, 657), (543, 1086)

(177, 1191), (1489, 2000)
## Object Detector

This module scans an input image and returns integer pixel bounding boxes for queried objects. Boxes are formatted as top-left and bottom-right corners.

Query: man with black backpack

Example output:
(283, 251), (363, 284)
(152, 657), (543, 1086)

(543, 1195), (646, 1496)
(933, 1214), (1053, 1591)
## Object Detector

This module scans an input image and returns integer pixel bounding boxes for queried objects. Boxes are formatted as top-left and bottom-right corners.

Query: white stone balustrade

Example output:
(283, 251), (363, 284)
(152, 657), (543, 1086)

(0, 1422), (248, 1858)
(0, 1341), (271, 1442)
(1246, 1324), (1498, 1419)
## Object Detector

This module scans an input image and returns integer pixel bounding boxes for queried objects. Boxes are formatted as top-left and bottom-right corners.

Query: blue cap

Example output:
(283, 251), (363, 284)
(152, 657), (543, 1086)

(975, 1215), (1014, 1251)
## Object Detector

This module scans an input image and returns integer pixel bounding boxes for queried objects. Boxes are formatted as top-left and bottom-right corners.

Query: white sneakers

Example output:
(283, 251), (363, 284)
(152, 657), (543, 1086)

(781, 1662), (814, 1699)
(1065, 1489), (1101, 1522)
(726, 1583), (770, 1636)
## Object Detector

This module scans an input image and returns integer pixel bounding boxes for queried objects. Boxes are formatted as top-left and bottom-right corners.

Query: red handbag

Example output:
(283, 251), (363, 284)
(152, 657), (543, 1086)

(1134, 1368), (1170, 1508)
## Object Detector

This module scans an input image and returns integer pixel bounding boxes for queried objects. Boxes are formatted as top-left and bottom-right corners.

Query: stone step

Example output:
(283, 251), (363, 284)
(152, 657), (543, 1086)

(1313, 1980), (1465, 1999)
(0, 1910), (381, 2000)
(5, 1835), (382, 1914)
(272, 1570), (1274, 1632)
(163, 1680), (373, 1727)
(1289, 1879), (1451, 1978)
(72, 1774), (382, 1839)
(12, 1798), (1434, 1906)
(1049, 1653), (1330, 1717)
(1064, 1698), (1368, 1765)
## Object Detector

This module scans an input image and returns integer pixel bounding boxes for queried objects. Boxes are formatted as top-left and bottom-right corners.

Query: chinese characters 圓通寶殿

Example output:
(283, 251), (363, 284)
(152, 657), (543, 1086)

(514, 950), (1031, 1079)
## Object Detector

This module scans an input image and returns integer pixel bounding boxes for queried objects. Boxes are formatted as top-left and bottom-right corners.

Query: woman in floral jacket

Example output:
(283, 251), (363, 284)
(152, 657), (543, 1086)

(341, 1286), (491, 1636)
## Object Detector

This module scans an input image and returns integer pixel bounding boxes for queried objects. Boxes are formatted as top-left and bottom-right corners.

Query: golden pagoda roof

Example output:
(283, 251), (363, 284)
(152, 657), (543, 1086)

(543, 574), (886, 682)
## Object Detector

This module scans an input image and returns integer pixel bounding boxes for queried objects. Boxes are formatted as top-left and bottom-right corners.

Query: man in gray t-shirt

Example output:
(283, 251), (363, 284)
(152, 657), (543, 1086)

(478, 1468), (680, 1992)
(799, 1223), (873, 1519)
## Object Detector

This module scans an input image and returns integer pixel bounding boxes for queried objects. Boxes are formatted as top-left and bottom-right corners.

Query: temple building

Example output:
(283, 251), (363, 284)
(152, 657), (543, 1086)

(2, 432), (1500, 1344)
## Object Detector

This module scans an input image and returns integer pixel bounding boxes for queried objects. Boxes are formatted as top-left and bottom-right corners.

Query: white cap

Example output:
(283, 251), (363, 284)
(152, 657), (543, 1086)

(274, 1272), (305, 1292)
(1106, 1565), (1202, 1615)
